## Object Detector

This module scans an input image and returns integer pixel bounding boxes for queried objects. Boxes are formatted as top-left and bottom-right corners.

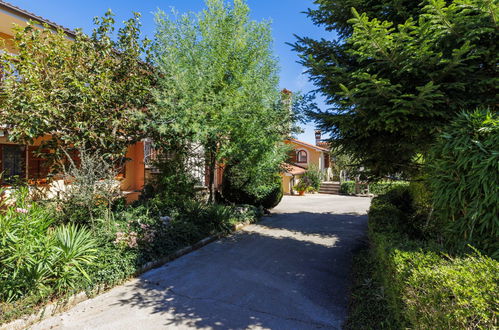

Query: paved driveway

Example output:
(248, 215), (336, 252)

(32, 194), (371, 330)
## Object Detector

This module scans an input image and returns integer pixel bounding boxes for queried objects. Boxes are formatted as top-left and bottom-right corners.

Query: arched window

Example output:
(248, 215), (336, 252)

(297, 150), (307, 163)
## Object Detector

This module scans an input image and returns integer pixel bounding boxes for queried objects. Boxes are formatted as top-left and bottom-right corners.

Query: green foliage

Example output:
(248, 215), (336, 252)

(151, 0), (291, 201)
(293, 0), (498, 177)
(221, 164), (283, 209)
(1, 188), (260, 324)
(344, 246), (397, 330)
(340, 181), (409, 195)
(369, 184), (442, 240)
(0, 11), (153, 166)
(55, 149), (122, 225)
(258, 181), (283, 209)
(340, 181), (355, 195)
(293, 178), (311, 193)
(147, 150), (200, 209)
(301, 164), (322, 192)
(428, 110), (499, 257)
(404, 251), (499, 329)
(0, 188), (96, 303)
(366, 186), (499, 329)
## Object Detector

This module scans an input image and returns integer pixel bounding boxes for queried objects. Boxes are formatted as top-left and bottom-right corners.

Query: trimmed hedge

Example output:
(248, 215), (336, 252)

(368, 187), (499, 329)
(340, 180), (409, 196)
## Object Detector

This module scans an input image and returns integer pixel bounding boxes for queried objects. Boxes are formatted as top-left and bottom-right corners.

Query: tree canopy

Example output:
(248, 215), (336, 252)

(293, 0), (498, 177)
(151, 0), (292, 201)
(0, 11), (154, 166)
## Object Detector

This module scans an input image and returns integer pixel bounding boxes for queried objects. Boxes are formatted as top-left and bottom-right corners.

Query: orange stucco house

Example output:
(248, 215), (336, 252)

(281, 131), (333, 194)
(0, 1), (156, 202)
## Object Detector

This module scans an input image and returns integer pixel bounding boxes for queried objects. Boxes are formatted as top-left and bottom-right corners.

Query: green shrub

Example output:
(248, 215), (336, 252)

(0, 188), (97, 302)
(366, 185), (499, 328)
(301, 164), (322, 192)
(404, 251), (498, 329)
(428, 110), (499, 256)
(369, 228), (499, 329)
(221, 165), (283, 209)
(340, 181), (409, 196)
(340, 181), (355, 195)
(259, 182), (283, 209)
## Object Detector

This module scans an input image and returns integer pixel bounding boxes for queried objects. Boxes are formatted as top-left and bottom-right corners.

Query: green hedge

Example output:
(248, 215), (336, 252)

(368, 188), (499, 328)
(340, 181), (409, 195)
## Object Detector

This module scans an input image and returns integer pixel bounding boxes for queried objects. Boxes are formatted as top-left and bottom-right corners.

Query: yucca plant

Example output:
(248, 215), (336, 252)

(51, 224), (97, 292)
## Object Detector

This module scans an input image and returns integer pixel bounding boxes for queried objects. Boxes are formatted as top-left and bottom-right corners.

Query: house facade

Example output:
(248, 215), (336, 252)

(281, 131), (332, 194)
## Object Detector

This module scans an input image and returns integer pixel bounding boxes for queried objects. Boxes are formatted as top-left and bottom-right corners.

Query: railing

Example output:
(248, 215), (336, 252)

(143, 139), (159, 169)
(143, 139), (207, 187)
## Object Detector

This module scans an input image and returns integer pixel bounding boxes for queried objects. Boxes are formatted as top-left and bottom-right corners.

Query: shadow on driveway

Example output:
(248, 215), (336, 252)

(110, 212), (368, 329)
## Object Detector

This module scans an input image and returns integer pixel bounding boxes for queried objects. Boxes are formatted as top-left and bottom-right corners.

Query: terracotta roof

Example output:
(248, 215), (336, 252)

(282, 163), (307, 175)
(287, 138), (330, 152)
(0, 1), (76, 37)
(317, 141), (330, 148)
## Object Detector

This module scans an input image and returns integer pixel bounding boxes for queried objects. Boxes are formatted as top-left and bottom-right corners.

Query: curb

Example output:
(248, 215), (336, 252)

(1, 221), (253, 330)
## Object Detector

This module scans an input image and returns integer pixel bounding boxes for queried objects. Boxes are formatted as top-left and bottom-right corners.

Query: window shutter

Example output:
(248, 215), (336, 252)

(288, 150), (297, 163)
(28, 146), (50, 180)
(0, 145), (3, 183)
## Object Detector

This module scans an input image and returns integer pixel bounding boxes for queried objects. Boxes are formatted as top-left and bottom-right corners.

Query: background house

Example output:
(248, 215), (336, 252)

(281, 130), (335, 194)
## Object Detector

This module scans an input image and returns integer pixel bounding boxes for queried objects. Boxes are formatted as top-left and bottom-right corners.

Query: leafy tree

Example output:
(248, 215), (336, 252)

(151, 0), (291, 202)
(0, 11), (154, 167)
(293, 0), (498, 177)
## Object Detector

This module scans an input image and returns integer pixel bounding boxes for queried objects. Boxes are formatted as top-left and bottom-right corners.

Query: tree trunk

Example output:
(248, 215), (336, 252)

(207, 150), (216, 204)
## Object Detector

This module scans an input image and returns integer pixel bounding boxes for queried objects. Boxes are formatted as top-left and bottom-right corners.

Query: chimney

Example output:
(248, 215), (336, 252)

(281, 88), (293, 112)
(315, 130), (322, 145)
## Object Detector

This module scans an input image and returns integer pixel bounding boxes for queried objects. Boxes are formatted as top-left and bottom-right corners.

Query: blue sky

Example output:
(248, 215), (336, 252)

(6, 0), (334, 144)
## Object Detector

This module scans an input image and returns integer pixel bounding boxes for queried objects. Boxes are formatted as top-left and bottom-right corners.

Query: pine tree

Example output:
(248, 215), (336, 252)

(293, 0), (498, 177)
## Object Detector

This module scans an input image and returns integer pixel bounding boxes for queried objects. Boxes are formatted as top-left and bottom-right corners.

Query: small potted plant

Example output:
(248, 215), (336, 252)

(294, 178), (311, 196)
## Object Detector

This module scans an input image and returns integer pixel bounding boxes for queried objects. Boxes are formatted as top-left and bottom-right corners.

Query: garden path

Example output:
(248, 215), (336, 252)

(32, 194), (371, 330)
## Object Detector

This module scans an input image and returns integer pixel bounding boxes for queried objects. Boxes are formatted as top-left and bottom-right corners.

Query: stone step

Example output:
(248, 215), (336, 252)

(319, 191), (340, 195)
(319, 182), (341, 194)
